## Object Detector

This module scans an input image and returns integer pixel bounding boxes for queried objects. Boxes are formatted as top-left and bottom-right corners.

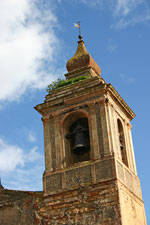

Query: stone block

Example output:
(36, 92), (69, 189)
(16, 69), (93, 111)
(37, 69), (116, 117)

(117, 161), (124, 182)
(95, 159), (113, 181)
(66, 165), (92, 188)
(46, 173), (62, 192)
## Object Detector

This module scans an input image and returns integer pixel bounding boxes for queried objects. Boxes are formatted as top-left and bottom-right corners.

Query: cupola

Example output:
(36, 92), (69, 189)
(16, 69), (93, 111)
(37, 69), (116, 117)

(65, 36), (101, 80)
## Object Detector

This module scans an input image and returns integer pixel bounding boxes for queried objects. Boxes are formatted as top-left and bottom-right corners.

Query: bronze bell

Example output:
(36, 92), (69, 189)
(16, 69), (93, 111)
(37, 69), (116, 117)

(72, 123), (88, 155)
(66, 121), (89, 155)
(119, 133), (124, 150)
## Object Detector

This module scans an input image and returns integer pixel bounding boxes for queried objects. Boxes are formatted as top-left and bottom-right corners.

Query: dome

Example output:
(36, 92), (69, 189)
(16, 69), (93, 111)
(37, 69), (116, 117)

(66, 39), (101, 76)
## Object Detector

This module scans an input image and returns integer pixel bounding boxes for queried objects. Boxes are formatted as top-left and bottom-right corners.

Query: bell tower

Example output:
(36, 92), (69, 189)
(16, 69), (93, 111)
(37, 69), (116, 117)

(35, 36), (147, 225)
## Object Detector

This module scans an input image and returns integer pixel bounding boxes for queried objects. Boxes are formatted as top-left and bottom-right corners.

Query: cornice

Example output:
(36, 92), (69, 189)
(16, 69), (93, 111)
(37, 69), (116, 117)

(107, 83), (135, 120)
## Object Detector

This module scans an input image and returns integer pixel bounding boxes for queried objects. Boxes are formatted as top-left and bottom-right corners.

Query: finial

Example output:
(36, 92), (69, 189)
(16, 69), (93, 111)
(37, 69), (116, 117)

(74, 21), (83, 41)
(66, 25), (101, 77)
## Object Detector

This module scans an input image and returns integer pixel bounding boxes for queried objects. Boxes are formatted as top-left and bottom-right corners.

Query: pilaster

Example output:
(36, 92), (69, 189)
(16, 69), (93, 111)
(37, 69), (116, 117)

(54, 115), (62, 170)
(99, 100), (111, 155)
(43, 116), (53, 171)
(128, 124), (137, 175)
(88, 103), (100, 160)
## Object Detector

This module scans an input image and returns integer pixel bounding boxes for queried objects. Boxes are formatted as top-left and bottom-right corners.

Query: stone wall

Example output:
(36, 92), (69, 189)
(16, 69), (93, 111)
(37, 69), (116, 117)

(0, 180), (121, 225)
(37, 180), (121, 225)
(0, 189), (43, 225)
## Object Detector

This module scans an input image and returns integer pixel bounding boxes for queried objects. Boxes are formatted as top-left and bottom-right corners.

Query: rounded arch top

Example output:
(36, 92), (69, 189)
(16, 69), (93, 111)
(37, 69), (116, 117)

(61, 109), (89, 131)
(117, 118), (124, 133)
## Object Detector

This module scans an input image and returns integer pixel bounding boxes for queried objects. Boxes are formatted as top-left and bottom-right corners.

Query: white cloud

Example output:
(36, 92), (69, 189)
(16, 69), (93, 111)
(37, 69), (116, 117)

(0, 137), (44, 190)
(113, 13), (150, 29)
(0, 0), (60, 103)
(24, 146), (41, 162)
(79, 0), (104, 6)
(0, 138), (42, 172)
(0, 138), (24, 171)
(76, 0), (150, 28)
(76, 0), (146, 12)
(113, 0), (150, 28)
(6, 163), (44, 191)
(28, 131), (36, 143)
(114, 0), (143, 16)
(107, 39), (118, 52)
(128, 77), (135, 84)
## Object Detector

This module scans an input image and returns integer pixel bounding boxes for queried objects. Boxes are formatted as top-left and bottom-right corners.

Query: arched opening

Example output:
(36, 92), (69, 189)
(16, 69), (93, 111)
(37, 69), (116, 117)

(63, 111), (90, 166)
(117, 119), (128, 167)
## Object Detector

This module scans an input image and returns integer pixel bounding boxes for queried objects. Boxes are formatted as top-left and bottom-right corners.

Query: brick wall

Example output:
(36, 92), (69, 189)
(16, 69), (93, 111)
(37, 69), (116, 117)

(0, 181), (121, 225)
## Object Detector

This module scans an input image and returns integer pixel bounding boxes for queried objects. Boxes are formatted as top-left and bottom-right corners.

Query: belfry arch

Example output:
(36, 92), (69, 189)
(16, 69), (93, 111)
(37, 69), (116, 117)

(117, 118), (128, 167)
(62, 110), (91, 166)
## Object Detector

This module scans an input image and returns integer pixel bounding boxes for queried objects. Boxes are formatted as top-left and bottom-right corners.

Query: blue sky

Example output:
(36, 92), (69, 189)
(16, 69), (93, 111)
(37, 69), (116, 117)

(0, 0), (149, 222)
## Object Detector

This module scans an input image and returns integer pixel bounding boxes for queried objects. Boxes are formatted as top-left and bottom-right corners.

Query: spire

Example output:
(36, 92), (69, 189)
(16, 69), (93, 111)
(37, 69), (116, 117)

(66, 36), (101, 78)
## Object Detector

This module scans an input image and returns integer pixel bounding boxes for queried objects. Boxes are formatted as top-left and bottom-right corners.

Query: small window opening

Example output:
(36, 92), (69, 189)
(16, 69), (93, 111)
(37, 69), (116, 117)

(117, 119), (128, 167)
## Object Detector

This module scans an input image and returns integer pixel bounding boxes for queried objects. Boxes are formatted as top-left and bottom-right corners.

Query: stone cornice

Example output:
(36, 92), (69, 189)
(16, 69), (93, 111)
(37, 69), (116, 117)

(34, 77), (135, 121)
(34, 76), (104, 115)
(107, 84), (135, 120)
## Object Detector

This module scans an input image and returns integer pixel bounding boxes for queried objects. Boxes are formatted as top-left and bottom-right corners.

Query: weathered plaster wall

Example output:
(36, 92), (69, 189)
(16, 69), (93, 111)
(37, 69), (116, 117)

(118, 182), (147, 225)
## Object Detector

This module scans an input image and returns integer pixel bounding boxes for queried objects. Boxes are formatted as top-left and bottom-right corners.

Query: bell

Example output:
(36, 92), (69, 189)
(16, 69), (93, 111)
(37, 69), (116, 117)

(119, 133), (124, 151)
(72, 123), (89, 155)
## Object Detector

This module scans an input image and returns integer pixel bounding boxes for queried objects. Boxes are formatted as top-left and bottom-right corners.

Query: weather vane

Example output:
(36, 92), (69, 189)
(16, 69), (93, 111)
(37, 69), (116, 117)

(74, 21), (83, 40)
